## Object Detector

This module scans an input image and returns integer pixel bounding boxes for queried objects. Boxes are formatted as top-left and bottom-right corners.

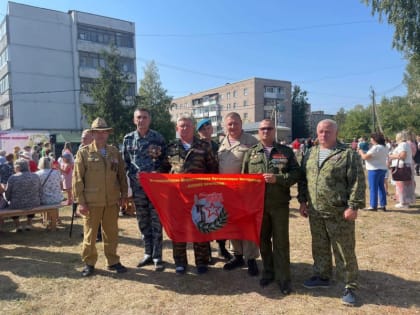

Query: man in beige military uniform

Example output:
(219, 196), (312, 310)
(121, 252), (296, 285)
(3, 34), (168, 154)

(218, 112), (260, 276)
(73, 118), (128, 277)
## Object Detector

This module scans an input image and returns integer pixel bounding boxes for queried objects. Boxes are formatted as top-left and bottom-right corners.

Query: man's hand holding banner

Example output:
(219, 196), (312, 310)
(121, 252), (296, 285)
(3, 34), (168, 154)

(139, 173), (265, 245)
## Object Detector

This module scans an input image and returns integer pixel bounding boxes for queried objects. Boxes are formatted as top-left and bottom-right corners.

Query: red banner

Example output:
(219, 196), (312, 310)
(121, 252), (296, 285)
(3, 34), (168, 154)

(139, 173), (265, 245)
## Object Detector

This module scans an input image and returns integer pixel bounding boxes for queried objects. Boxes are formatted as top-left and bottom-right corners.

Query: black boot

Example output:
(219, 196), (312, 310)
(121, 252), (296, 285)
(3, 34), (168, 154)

(223, 254), (245, 270)
(247, 259), (259, 276)
(217, 240), (233, 261)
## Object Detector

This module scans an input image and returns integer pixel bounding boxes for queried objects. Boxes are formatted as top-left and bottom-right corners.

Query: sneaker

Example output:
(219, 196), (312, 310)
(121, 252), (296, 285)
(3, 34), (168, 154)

(107, 262), (127, 273)
(196, 265), (208, 274)
(378, 206), (387, 211)
(219, 247), (233, 261)
(303, 276), (330, 289)
(136, 256), (153, 268)
(153, 260), (165, 272)
(365, 207), (377, 211)
(223, 255), (245, 270)
(15, 226), (23, 233)
(247, 259), (259, 276)
(175, 265), (186, 275)
(395, 203), (408, 208)
(81, 264), (95, 277)
(342, 288), (356, 306)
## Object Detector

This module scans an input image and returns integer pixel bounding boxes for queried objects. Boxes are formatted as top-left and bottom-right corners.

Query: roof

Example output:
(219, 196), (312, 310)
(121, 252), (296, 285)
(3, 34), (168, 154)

(56, 132), (82, 144)
(243, 122), (290, 132)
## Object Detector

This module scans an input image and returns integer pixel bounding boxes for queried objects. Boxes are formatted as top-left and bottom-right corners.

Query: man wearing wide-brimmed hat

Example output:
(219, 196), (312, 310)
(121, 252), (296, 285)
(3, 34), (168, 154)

(73, 117), (128, 277)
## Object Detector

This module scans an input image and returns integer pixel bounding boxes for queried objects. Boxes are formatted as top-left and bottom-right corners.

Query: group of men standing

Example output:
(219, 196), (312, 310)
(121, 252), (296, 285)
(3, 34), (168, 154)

(72, 109), (365, 306)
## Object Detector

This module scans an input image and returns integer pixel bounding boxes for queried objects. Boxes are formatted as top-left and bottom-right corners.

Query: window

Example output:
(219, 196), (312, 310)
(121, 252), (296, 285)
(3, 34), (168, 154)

(243, 100), (248, 107)
(78, 24), (134, 48)
(233, 90), (237, 98)
(0, 74), (9, 94)
(233, 102), (236, 109)
(227, 103), (231, 109)
(243, 88), (248, 96)
(0, 48), (8, 69)
(243, 112), (248, 120)
(79, 51), (135, 73)
(227, 92), (230, 100)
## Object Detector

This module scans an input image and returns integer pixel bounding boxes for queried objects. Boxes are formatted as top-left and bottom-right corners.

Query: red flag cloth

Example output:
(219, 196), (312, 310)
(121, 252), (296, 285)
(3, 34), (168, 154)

(139, 173), (265, 245)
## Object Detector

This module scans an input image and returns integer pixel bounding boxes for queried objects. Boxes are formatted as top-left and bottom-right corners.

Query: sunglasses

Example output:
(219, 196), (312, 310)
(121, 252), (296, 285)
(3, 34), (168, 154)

(259, 127), (274, 131)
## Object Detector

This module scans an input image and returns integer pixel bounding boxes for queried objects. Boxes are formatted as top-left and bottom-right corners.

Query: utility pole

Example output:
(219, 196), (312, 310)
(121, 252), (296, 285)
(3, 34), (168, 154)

(370, 87), (376, 132)
(370, 87), (384, 134)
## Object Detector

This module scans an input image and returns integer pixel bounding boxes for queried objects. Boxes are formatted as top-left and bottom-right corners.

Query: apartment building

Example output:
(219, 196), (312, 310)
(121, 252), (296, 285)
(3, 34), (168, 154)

(310, 110), (334, 138)
(0, 2), (136, 137)
(171, 77), (292, 141)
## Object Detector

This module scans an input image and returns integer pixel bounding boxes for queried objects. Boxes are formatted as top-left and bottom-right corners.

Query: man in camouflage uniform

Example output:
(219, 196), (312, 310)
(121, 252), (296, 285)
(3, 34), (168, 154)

(122, 108), (167, 271)
(242, 119), (301, 294)
(218, 112), (260, 276)
(298, 119), (365, 306)
(160, 115), (218, 275)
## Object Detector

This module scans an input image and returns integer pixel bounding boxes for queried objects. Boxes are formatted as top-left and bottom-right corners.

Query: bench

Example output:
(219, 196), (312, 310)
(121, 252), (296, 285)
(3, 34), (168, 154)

(0, 204), (64, 231)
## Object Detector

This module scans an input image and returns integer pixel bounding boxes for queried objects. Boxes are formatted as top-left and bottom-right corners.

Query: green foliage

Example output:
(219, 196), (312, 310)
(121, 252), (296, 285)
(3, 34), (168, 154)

(362, 0), (420, 54)
(335, 96), (420, 142)
(137, 61), (175, 141)
(82, 45), (135, 145)
(338, 105), (372, 141)
(403, 53), (420, 105)
(291, 85), (311, 139)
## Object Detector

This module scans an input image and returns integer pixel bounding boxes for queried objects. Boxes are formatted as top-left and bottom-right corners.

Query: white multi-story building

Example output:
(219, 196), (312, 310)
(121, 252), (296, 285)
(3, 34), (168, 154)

(0, 2), (136, 138)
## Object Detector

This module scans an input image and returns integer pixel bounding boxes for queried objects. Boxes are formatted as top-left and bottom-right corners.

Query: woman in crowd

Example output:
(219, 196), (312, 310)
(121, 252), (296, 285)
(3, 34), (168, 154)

(60, 152), (73, 205)
(2, 158), (42, 231)
(358, 133), (388, 211)
(36, 157), (63, 225)
(389, 131), (414, 208)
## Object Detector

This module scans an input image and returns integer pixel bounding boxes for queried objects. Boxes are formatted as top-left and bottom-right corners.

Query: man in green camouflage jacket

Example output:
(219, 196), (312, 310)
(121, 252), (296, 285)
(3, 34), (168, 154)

(298, 119), (365, 306)
(242, 119), (301, 295)
(160, 115), (218, 275)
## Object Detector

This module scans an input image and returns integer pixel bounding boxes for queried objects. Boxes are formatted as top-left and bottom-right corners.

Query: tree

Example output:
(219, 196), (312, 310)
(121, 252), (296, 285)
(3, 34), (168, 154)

(338, 105), (371, 141)
(403, 53), (420, 105)
(291, 85), (310, 139)
(82, 45), (135, 145)
(137, 61), (175, 141)
(362, 0), (420, 54)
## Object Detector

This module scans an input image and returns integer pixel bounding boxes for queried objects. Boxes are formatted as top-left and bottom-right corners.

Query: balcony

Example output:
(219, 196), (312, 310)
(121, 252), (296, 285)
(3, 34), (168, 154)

(264, 92), (285, 100)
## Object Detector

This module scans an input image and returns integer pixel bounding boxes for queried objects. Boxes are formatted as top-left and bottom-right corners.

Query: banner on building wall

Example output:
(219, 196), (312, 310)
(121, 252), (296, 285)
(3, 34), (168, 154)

(139, 173), (265, 245)
(0, 132), (49, 154)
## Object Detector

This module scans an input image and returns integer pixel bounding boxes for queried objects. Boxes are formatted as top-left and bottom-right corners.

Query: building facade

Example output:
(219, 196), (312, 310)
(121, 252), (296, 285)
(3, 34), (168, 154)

(171, 77), (292, 141)
(0, 2), (136, 135)
(309, 110), (334, 138)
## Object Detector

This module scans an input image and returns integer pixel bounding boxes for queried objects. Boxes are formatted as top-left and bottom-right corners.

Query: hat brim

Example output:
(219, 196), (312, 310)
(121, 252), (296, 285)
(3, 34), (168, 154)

(90, 127), (113, 132)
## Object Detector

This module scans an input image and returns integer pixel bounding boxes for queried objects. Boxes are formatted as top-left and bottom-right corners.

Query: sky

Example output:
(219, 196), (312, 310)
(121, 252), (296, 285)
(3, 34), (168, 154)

(1, 0), (408, 114)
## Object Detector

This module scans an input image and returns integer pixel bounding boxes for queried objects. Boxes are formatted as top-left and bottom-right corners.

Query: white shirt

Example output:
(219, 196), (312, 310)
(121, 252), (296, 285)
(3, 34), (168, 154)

(391, 142), (413, 167)
(365, 144), (388, 170)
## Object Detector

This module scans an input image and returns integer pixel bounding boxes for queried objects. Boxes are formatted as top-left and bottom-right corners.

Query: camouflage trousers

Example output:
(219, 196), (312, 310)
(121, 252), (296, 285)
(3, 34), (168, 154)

(309, 212), (358, 289)
(133, 185), (163, 260)
(173, 242), (210, 267)
(260, 204), (290, 282)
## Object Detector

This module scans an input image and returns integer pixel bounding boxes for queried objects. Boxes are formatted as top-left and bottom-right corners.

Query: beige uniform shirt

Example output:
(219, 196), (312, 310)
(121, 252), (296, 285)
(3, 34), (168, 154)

(218, 132), (258, 174)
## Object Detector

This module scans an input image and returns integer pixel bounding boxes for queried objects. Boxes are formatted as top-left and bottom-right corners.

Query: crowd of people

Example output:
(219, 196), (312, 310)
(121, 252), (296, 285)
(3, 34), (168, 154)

(0, 110), (418, 308)
(0, 141), (77, 231)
